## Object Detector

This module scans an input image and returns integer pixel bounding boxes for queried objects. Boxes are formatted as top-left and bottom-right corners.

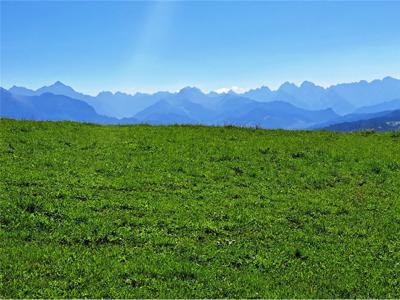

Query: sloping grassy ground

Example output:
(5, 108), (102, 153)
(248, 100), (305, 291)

(1, 118), (399, 298)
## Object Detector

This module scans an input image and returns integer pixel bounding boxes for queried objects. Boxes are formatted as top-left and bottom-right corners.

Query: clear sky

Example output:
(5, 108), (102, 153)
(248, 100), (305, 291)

(1, 1), (400, 95)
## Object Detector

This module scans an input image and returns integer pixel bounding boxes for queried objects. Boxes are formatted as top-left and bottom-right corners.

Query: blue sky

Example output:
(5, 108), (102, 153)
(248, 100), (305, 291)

(1, 1), (400, 95)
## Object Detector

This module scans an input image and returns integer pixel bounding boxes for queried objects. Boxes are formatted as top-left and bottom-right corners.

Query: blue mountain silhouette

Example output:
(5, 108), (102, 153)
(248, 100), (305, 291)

(3, 77), (400, 130)
(0, 88), (130, 124)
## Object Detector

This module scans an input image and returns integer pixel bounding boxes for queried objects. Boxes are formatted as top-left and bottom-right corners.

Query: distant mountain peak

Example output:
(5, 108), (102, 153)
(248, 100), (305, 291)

(382, 76), (398, 82)
(178, 86), (204, 97)
(97, 91), (114, 97)
(115, 91), (130, 97)
(1, 87), (11, 94)
(242, 86), (272, 100)
(259, 85), (272, 91)
(179, 86), (203, 93)
(248, 85), (272, 93)
(8, 85), (36, 96)
(48, 81), (72, 89)
(279, 81), (298, 91)
(97, 91), (132, 97)
(39, 81), (75, 92)
(300, 81), (316, 88)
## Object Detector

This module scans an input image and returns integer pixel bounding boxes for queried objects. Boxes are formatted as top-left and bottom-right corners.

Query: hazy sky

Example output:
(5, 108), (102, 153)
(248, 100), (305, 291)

(1, 1), (400, 94)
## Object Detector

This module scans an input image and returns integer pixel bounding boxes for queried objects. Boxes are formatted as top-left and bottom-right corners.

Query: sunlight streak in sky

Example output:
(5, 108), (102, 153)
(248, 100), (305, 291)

(121, 1), (176, 90)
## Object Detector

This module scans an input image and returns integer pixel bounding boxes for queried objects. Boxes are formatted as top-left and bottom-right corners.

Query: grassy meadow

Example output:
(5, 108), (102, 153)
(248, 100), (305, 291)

(0, 118), (399, 298)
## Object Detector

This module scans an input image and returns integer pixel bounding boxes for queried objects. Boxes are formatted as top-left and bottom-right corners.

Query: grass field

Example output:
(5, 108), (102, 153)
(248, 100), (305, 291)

(1, 118), (400, 298)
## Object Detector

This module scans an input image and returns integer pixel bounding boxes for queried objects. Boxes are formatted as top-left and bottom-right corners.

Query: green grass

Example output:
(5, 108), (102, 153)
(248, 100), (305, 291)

(1, 118), (400, 298)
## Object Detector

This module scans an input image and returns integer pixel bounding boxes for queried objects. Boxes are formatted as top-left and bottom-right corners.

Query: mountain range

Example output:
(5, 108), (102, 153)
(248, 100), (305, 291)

(324, 110), (400, 132)
(0, 88), (137, 125)
(2, 77), (400, 131)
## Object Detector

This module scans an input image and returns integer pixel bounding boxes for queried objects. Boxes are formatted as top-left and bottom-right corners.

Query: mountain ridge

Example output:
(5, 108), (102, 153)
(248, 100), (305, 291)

(6, 76), (400, 116)
(2, 77), (400, 130)
(324, 110), (400, 131)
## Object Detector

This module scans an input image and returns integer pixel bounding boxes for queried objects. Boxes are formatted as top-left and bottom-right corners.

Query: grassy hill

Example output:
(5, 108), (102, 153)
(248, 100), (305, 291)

(1, 118), (399, 298)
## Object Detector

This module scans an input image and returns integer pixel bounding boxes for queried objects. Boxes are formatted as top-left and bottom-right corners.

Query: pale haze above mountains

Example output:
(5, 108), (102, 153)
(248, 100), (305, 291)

(2, 77), (400, 131)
